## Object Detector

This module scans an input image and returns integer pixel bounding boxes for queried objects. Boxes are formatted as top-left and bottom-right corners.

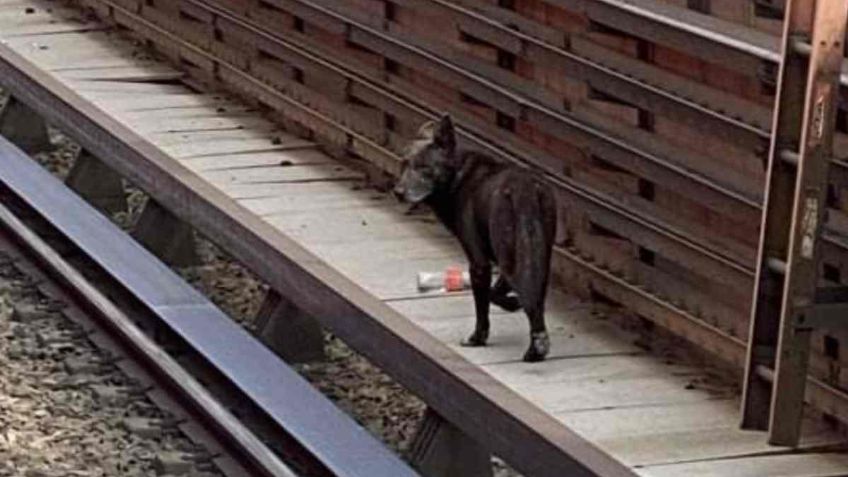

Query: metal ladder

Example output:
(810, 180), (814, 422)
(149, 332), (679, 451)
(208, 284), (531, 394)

(741, 0), (848, 446)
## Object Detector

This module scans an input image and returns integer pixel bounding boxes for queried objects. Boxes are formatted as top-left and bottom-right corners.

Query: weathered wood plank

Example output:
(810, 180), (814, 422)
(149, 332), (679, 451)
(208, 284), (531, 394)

(214, 182), (374, 201)
(56, 64), (184, 81)
(391, 293), (643, 364)
(483, 355), (736, 414)
(236, 184), (393, 214)
(638, 452), (848, 477)
(558, 400), (841, 466)
(202, 163), (364, 186)
(0, 21), (101, 38)
(310, 246), (465, 300)
(148, 128), (295, 146)
(158, 138), (310, 159)
(179, 147), (325, 172)
(264, 206), (452, 244)
(3, 33), (147, 71)
(68, 80), (188, 95)
(125, 115), (280, 135)
(314, 235), (463, 263)
(91, 94), (243, 113)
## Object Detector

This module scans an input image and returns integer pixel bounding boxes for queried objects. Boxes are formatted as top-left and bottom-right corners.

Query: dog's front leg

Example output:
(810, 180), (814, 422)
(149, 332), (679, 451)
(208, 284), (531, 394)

(461, 263), (491, 347)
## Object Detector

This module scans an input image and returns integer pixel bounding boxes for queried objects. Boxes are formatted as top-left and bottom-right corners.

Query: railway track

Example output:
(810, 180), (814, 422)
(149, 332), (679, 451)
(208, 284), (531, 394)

(0, 133), (415, 477)
(0, 204), (273, 477)
(60, 0), (848, 425)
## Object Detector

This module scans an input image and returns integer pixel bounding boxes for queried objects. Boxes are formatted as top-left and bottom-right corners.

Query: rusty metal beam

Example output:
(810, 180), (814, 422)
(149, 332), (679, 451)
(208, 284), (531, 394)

(741, 0), (848, 446)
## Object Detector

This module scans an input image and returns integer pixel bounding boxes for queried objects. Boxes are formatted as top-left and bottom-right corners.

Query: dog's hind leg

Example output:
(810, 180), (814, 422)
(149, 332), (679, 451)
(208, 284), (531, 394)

(522, 302), (550, 362)
(516, 263), (552, 362)
(490, 275), (522, 312)
(461, 263), (492, 347)
(516, 266), (551, 362)
(513, 239), (553, 362)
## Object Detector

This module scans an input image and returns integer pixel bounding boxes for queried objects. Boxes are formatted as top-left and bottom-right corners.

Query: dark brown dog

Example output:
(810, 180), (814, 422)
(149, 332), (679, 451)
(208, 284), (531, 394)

(394, 115), (557, 362)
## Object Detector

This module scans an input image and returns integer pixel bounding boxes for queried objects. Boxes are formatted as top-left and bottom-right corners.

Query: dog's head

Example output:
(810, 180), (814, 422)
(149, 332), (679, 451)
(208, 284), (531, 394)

(394, 115), (458, 204)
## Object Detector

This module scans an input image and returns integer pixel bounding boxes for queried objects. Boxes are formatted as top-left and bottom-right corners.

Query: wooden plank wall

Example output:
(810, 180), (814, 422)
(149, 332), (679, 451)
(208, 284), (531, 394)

(72, 0), (848, 423)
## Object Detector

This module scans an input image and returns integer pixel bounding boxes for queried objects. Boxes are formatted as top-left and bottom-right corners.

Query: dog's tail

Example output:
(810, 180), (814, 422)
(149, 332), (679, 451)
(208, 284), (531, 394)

(511, 180), (557, 306)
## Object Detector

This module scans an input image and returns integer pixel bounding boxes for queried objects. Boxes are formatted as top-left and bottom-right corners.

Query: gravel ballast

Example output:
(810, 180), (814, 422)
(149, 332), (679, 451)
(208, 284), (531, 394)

(0, 252), (222, 477)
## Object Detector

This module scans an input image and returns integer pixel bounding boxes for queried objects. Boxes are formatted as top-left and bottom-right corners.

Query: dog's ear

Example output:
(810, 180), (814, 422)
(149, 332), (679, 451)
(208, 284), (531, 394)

(433, 115), (456, 152)
(416, 120), (436, 140)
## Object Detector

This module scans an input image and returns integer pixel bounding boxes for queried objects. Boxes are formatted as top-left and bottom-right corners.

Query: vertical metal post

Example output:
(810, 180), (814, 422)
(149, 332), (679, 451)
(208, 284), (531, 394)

(65, 150), (127, 214)
(408, 408), (493, 477)
(0, 96), (51, 154)
(741, 0), (848, 446)
(132, 200), (200, 268)
(254, 290), (326, 363)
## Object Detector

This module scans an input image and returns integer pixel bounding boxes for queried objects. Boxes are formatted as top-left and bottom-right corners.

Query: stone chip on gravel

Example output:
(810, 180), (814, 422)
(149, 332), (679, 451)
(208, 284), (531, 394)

(11, 303), (48, 323)
(154, 451), (193, 475)
(122, 417), (164, 439)
(0, 236), (223, 477)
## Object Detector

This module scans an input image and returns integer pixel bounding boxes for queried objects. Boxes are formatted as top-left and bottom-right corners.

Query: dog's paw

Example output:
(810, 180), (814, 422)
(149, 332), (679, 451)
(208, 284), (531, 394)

(491, 295), (522, 312)
(460, 329), (489, 347)
(522, 332), (550, 362)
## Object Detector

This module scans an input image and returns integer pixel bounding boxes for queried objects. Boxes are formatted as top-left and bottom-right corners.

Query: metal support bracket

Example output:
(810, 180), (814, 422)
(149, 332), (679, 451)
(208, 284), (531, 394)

(132, 199), (199, 268)
(0, 96), (51, 154)
(408, 407), (493, 477)
(254, 290), (325, 364)
(65, 150), (127, 214)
